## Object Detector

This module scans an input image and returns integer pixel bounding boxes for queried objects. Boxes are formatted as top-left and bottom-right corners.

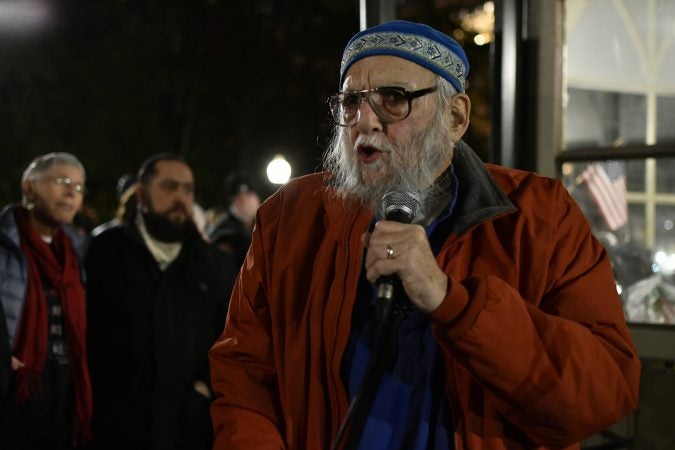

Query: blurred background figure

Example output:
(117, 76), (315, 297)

(0, 152), (92, 450)
(91, 173), (138, 237)
(207, 172), (261, 268)
(67, 212), (94, 257)
(84, 153), (236, 450)
(192, 203), (208, 241)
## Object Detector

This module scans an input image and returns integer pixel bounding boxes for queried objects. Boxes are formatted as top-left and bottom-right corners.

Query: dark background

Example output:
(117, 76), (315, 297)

(0, 0), (490, 226)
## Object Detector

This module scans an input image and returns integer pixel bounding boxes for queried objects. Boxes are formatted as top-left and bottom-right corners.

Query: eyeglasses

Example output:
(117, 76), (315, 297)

(327, 86), (438, 127)
(44, 176), (86, 194)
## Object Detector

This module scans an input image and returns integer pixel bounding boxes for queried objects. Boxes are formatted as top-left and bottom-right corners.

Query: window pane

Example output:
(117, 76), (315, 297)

(625, 205), (675, 325)
(617, 93), (647, 145)
(625, 159), (645, 192)
(657, 96), (675, 143)
(655, 205), (675, 251)
(562, 162), (675, 325)
(565, 0), (675, 149)
(656, 158), (675, 193)
(562, 161), (629, 233)
(627, 203), (646, 248)
(564, 89), (646, 149)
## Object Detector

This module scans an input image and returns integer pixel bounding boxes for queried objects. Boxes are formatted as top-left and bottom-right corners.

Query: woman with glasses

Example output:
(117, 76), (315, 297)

(0, 152), (92, 450)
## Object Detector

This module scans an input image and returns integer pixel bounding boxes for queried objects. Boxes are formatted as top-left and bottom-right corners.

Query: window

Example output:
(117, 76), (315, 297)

(561, 0), (675, 325)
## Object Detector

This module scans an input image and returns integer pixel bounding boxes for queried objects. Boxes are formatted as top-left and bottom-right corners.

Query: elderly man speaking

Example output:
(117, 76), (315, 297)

(209, 20), (639, 450)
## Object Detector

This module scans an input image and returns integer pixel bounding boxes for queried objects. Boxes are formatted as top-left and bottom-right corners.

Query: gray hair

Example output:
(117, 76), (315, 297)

(22, 152), (86, 206)
(436, 75), (458, 108)
(22, 152), (86, 183)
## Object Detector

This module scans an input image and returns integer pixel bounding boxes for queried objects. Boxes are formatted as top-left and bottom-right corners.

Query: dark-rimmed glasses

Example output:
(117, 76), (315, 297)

(327, 86), (437, 127)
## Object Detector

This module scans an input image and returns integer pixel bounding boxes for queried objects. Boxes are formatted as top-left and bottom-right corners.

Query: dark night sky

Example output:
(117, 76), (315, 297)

(0, 0), (490, 225)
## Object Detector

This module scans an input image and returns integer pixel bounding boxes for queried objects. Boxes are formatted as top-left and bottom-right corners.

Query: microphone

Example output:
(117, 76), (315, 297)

(375, 190), (420, 305)
(331, 190), (421, 450)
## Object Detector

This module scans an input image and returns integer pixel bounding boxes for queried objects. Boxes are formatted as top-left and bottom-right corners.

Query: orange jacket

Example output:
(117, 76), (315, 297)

(209, 144), (640, 450)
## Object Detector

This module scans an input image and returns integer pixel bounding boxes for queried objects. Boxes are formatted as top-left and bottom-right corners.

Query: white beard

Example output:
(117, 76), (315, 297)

(323, 108), (455, 219)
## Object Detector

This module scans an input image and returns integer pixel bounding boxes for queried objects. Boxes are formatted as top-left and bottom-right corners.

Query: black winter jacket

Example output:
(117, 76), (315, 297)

(85, 223), (236, 450)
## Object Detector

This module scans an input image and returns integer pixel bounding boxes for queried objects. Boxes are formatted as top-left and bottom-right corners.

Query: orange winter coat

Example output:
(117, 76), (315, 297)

(209, 143), (640, 450)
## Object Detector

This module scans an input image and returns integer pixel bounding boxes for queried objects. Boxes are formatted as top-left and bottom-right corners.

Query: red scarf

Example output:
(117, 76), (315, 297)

(12, 206), (93, 445)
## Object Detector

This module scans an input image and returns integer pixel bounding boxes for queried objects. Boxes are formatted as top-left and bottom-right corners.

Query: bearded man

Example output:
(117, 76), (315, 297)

(209, 21), (640, 450)
(85, 153), (236, 450)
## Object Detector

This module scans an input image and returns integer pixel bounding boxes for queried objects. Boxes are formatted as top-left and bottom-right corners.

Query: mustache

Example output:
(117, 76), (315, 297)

(353, 133), (396, 154)
(167, 202), (191, 216)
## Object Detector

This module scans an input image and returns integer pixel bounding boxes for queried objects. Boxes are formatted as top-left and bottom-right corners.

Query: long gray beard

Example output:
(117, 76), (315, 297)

(323, 108), (455, 221)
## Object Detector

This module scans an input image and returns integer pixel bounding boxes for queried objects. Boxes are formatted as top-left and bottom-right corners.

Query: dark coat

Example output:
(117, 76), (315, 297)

(0, 206), (27, 401)
(85, 223), (236, 450)
(207, 212), (252, 269)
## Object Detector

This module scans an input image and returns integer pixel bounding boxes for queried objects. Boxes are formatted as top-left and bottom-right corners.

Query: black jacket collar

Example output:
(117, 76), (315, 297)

(447, 140), (516, 236)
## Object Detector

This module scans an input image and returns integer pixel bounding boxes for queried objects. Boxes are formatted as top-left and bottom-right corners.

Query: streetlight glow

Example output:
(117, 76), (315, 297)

(266, 155), (292, 184)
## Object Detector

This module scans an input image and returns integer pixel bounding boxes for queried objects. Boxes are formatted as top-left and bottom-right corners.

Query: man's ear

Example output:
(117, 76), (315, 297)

(135, 184), (149, 213)
(447, 93), (471, 142)
(135, 184), (145, 205)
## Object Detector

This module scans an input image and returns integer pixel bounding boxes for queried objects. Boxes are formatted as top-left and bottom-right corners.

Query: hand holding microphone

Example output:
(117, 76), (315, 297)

(361, 191), (448, 314)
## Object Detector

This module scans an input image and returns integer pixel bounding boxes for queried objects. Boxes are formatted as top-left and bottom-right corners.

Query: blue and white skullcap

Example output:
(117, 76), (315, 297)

(340, 20), (469, 93)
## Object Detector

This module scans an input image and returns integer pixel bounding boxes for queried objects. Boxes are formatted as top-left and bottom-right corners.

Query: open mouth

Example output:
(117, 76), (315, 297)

(357, 144), (382, 163)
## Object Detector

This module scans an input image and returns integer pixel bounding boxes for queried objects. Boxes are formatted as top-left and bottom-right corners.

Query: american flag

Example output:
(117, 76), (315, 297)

(580, 161), (628, 231)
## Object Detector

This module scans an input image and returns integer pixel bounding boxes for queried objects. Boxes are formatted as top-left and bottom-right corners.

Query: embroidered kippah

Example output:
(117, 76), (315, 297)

(340, 20), (469, 93)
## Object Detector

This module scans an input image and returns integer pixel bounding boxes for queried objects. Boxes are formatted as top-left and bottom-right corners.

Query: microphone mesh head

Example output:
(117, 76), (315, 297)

(381, 190), (420, 223)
